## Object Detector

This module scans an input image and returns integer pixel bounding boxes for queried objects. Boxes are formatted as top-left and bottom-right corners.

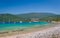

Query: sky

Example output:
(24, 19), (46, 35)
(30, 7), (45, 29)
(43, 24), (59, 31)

(0, 0), (60, 14)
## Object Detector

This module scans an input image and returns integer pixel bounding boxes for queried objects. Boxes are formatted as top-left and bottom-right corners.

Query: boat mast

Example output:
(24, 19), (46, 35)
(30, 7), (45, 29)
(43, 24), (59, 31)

(3, 16), (5, 24)
(9, 18), (10, 24)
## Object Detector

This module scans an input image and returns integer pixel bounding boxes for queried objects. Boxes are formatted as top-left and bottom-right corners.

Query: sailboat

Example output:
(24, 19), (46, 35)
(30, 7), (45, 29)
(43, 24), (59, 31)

(3, 19), (5, 24)
(9, 19), (10, 24)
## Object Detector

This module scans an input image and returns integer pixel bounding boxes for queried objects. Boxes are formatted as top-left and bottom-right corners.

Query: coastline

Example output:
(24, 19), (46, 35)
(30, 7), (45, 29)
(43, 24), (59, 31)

(0, 23), (60, 38)
(0, 23), (55, 36)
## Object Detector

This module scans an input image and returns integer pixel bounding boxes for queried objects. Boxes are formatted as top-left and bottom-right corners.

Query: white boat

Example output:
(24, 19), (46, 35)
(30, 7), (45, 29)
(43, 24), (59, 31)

(33, 21), (39, 22)
(29, 22), (31, 23)
(20, 21), (22, 23)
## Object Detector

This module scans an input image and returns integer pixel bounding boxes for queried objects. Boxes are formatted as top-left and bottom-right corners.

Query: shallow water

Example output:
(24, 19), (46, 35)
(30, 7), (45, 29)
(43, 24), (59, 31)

(0, 22), (49, 32)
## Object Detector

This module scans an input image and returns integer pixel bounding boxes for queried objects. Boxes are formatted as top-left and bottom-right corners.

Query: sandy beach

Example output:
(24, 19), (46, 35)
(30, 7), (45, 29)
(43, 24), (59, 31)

(0, 23), (60, 38)
(0, 0), (60, 38)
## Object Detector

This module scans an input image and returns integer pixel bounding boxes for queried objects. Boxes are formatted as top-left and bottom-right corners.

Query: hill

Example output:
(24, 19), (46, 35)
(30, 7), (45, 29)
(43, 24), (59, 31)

(40, 15), (60, 21)
(0, 14), (25, 22)
(0, 13), (60, 22)
(17, 13), (56, 19)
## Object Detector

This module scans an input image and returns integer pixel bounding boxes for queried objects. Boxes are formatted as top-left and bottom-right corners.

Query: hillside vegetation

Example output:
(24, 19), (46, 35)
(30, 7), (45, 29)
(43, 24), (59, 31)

(0, 13), (60, 22)
(0, 14), (25, 22)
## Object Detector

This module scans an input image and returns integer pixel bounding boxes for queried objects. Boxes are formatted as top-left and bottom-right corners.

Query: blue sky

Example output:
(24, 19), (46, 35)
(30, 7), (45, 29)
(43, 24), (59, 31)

(0, 0), (60, 14)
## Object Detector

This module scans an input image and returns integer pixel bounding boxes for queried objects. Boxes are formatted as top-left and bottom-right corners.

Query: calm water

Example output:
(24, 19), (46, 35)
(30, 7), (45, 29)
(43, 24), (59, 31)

(0, 22), (49, 31)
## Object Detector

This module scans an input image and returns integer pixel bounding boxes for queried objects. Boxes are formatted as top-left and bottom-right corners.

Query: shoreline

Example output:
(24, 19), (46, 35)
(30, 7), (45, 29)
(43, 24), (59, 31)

(0, 23), (60, 38)
(0, 23), (55, 36)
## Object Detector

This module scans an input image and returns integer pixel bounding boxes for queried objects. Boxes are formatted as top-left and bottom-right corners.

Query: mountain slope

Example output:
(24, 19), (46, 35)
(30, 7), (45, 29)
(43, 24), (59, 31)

(17, 13), (56, 18)
(40, 15), (60, 21)
(0, 13), (60, 22)
(0, 14), (25, 22)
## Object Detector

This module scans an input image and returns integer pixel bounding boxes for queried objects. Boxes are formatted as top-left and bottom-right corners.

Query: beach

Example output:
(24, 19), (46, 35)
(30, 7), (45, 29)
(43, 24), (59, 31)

(0, 23), (60, 38)
(0, 0), (60, 38)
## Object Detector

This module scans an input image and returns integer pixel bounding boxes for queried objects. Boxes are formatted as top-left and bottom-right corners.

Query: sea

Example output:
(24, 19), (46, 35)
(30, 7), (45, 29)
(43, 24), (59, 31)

(0, 22), (49, 32)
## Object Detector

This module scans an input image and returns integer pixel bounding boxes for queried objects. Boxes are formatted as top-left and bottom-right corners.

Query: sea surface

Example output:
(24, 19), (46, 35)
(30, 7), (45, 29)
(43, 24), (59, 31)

(0, 22), (49, 32)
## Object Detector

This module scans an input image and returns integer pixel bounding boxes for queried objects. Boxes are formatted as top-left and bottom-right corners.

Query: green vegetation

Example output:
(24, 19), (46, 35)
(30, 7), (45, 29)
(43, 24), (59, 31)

(0, 13), (60, 22)
(40, 15), (60, 21)
(0, 14), (26, 22)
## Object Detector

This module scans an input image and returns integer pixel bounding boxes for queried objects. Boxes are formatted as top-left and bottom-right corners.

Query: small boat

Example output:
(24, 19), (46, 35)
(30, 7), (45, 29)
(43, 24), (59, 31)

(33, 21), (39, 22)
(20, 21), (22, 23)
(29, 22), (31, 23)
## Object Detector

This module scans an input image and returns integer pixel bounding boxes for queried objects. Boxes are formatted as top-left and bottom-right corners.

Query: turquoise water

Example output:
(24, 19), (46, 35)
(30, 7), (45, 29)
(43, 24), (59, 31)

(0, 22), (49, 32)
